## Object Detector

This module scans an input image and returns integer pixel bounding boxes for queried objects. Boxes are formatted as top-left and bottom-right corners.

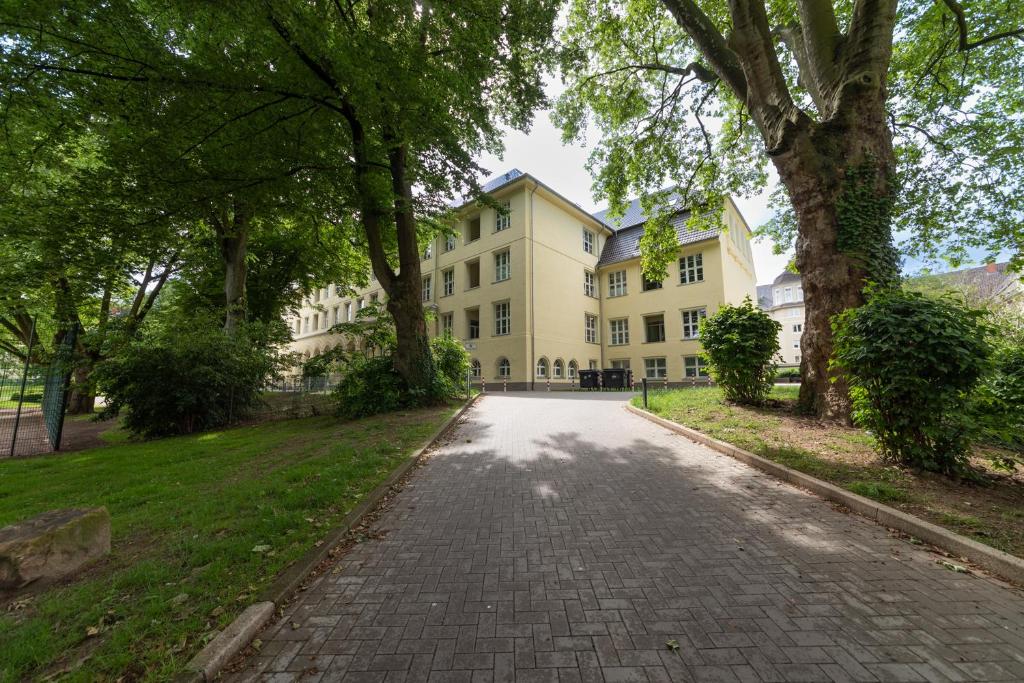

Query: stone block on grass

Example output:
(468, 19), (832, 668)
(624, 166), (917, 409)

(0, 507), (111, 590)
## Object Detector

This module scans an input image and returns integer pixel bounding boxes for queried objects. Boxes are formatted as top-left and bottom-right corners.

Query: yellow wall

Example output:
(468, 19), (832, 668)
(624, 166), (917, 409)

(598, 239), (726, 381)
(285, 177), (759, 387)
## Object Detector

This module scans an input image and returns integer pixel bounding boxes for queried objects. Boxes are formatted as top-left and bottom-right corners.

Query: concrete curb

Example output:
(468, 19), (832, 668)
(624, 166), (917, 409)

(626, 402), (1024, 585)
(175, 396), (479, 682)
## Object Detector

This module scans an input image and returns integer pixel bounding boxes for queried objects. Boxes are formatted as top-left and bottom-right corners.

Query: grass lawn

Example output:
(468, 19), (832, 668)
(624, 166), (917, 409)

(0, 403), (459, 681)
(636, 386), (1024, 558)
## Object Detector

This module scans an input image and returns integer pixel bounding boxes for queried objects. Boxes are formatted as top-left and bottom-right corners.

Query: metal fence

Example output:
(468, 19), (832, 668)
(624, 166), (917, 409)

(0, 321), (75, 457)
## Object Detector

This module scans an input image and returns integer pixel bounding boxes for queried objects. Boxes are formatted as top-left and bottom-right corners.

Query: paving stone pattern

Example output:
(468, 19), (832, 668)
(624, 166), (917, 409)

(230, 393), (1024, 682)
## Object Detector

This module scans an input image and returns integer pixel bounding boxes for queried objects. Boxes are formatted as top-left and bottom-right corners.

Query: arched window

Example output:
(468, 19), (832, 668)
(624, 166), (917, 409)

(568, 360), (578, 379)
(536, 357), (548, 378)
(470, 359), (481, 377)
(497, 357), (511, 378)
(553, 359), (564, 379)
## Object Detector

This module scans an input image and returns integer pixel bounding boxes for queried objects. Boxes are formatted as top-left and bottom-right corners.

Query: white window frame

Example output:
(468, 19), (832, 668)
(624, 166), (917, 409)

(422, 275), (432, 302)
(583, 228), (595, 254)
(644, 357), (667, 379)
(584, 270), (596, 297)
(784, 287), (793, 303)
(494, 249), (510, 282)
(608, 270), (627, 297)
(585, 314), (598, 344)
(536, 357), (548, 378)
(441, 312), (453, 335)
(445, 234), (457, 252)
(553, 359), (564, 378)
(494, 301), (510, 336)
(423, 243), (432, 260)
(470, 359), (482, 377)
(568, 360), (578, 379)
(498, 358), (511, 378)
(793, 323), (802, 333)
(681, 307), (707, 339)
(679, 253), (704, 284)
(609, 318), (629, 346)
(683, 355), (709, 378)
(495, 200), (511, 232)
(443, 269), (455, 297)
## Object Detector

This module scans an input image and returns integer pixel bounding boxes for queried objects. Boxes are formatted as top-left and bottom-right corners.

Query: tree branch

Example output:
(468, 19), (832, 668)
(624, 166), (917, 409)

(941, 0), (1024, 51)
(659, 0), (748, 100)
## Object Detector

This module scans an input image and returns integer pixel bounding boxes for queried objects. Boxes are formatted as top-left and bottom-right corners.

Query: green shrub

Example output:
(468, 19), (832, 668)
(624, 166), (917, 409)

(430, 333), (470, 397)
(832, 288), (992, 475)
(333, 354), (409, 419)
(331, 311), (469, 419)
(969, 345), (1024, 465)
(96, 322), (285, 438)
(699, 297), (781, 405)
(9, 392), (42, 403)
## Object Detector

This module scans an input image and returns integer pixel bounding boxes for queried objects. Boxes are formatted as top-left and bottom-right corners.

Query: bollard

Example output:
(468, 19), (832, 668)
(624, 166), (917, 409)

(571, 375), (575, 391)
(481, 376), (486, 393)
(598, 371), (603, 392)
(642, 377), (648, 409)
(503, 377), (507, 392)
(664, 378), (668, 391)
(546, 377), (550, 392)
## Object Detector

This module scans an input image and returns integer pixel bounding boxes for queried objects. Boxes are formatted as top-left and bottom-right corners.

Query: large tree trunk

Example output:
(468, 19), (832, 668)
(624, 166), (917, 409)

(66, 363), (96, 414)
(214, 206), (250, 334)
(772, 102), (899, 420)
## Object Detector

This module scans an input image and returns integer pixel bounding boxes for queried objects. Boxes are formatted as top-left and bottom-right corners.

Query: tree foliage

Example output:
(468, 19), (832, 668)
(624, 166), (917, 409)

(698, 297), (780, 405)
(557, 0), (1024, 269)
(555, 0), (1024, 420)
(832, 288), (993, 475)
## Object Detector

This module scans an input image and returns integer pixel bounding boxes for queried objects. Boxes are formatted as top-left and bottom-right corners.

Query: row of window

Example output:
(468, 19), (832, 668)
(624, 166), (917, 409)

(773, 284), (804, 305)
(435, 306), (707, 345)
(466, 354), (708, 380)
(470, 357), (600, 380)
(605, 308), (707, 345)
(295, 293), (380, 334)
(602, 253), (704, 298)
(424, 208), (600, 262)
(422, 249), (511, 301)
(423, 202), (513, 260)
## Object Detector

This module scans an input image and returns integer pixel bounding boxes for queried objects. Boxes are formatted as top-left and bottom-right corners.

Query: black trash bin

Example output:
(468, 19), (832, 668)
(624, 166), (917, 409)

(602, 368), (627, 390)
(578, 369), (600, 390)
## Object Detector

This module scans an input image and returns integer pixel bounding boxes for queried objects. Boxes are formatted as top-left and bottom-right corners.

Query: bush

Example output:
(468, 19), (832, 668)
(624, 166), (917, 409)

(331, 310), (470, 419)
(832, 288), (992, 475)
(969, 345), (1024, 464)
(333, 354), (409, 419)
(430, 333), (471, 397)
(699, 297), (781, 405)
(96, 322), (285, 438)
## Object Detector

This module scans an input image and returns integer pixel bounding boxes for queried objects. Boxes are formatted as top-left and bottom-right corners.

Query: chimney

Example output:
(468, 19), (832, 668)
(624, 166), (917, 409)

(985, 262), (998, 273)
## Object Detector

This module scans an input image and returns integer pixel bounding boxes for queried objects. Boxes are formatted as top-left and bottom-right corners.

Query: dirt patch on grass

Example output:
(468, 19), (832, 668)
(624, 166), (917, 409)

(646, 388), (1024, 558)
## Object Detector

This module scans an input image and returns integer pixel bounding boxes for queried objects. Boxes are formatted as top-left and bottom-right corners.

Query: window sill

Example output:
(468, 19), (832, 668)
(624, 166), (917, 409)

(608, 293), (627, 298)
(492, 279), (510, 285)
(677, 280), (705, 287)
(465, 285), (480, 291)
(642, 340), (666, 344)
(609, 342), (629, 347)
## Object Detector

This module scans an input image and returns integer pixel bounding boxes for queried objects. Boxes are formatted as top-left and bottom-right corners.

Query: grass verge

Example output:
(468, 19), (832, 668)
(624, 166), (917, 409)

(635, 386), (1024, 558)
(0, 404), (458, 681)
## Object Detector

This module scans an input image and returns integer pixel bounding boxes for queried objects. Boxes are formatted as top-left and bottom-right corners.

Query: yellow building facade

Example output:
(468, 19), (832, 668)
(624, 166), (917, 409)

(286, 170), (758, 389)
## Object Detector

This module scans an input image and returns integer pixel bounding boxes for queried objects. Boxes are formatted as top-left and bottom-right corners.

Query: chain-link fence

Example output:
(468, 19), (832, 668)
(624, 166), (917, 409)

(0, 321), (76, 457)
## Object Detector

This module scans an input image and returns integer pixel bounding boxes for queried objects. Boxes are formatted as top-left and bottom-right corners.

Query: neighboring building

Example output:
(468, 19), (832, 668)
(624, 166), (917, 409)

(758, 270), (805, 366)
(286, 169), (758, 388)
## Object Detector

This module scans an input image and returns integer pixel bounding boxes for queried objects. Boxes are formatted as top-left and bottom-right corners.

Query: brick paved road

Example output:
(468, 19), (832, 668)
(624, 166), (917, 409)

(230, 393), (1024, 682)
